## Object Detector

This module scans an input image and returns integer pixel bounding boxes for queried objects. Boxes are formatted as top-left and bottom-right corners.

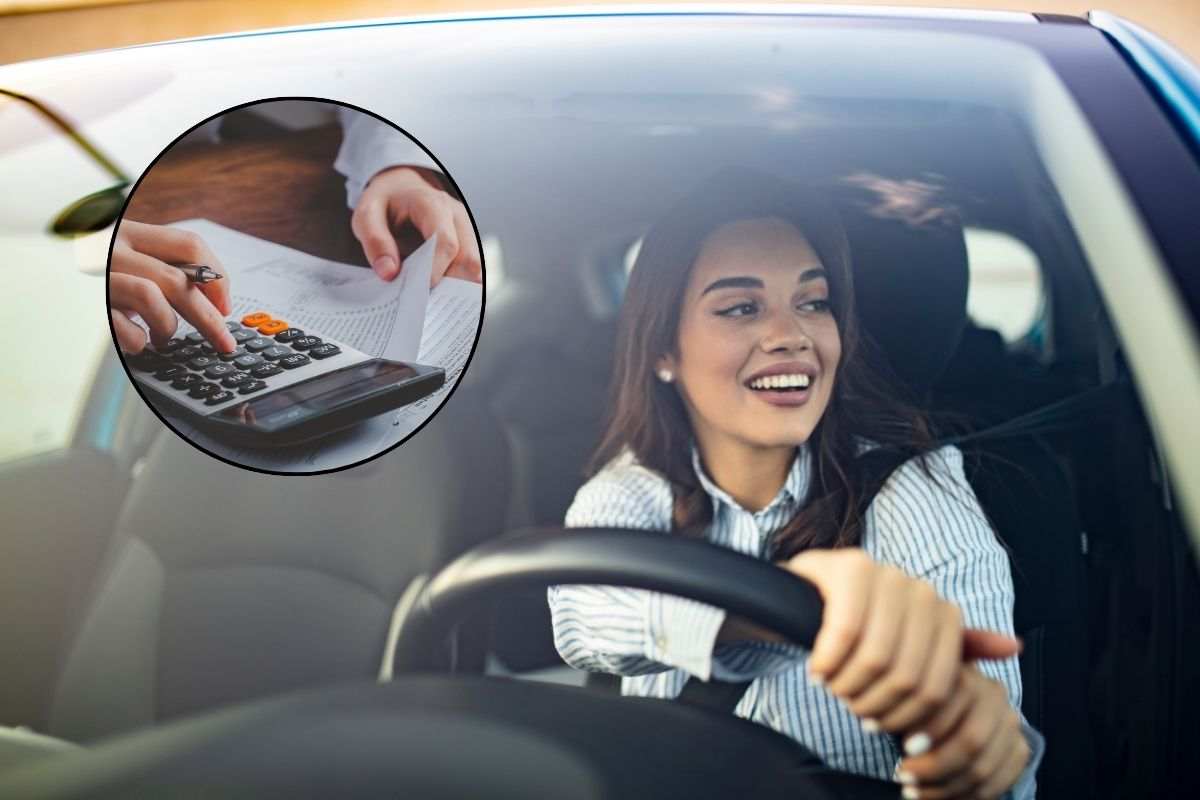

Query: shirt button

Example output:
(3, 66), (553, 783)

(655, 634), (668, 650)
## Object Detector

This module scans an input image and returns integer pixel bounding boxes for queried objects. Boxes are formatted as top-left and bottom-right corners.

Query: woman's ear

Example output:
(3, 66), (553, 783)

(655, 354), (677, 384)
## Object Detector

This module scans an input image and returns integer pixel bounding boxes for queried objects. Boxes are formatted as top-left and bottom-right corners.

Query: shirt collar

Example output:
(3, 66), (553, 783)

(689, 442), (812, 516)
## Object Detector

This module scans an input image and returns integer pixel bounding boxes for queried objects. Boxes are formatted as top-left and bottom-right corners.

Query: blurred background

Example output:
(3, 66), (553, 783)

(1, 0), (1198, 67)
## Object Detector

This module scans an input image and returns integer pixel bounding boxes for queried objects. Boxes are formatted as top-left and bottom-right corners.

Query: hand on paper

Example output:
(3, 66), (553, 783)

(108, 220), (236, 354)
(350, 166), (483, 288)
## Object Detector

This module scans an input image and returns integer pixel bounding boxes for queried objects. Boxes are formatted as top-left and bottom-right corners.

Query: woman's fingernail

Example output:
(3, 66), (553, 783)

(372, 255), (397, 278)
(861, 718), (880, 733)
(897, 770), (916, 785)
(902, 786), (920, 799)
(904, 732), (932, 756)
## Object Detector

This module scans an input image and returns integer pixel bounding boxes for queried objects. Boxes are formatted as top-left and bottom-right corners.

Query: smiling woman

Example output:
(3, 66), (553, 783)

(660, 217), (840, 513)
(549, 169), (1041, 799)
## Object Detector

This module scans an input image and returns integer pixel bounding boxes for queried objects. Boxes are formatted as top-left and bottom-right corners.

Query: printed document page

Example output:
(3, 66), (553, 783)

(159, 219), (481, 472)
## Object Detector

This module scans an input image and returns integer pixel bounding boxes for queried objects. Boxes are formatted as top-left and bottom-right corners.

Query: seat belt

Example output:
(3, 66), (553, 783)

(676, 379), (1126, 715)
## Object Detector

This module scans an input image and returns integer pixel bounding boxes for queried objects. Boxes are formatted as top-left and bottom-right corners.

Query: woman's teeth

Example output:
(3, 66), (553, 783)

(748, 374), (811, 391)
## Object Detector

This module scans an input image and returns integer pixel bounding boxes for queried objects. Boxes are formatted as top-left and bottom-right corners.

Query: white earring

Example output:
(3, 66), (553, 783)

(656, 368), (674, 383)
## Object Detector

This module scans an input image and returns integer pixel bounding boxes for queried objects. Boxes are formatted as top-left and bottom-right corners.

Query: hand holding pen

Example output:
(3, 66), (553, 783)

(108, 220), (237, 355)
(171, 263), (223, 284)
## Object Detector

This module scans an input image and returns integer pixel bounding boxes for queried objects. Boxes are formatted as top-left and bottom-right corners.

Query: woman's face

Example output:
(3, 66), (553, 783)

(659, 217), (841, 463)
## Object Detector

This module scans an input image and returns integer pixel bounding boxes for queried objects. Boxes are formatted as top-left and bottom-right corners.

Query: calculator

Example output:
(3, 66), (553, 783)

(123, 311), (445, 446)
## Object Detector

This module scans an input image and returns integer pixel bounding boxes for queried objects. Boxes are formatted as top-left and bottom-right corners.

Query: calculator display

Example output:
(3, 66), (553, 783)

(215, 361), (420, 431)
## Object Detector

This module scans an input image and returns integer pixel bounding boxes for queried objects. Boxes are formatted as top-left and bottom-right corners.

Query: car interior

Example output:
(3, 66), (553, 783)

(1, 14), (1198, 798)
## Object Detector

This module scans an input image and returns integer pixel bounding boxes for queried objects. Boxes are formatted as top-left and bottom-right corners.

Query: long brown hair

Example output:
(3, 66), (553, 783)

(590, 168), (939, 559)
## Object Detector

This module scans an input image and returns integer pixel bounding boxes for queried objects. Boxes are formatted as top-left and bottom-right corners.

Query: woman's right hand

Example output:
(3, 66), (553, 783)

(108, 220), (236, 354)
(894, 665), (1032, 799)
(780, 549), (1021, 736)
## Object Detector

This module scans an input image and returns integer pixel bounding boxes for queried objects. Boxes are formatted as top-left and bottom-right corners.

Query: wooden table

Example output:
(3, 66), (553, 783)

(124, 123), (422, 268)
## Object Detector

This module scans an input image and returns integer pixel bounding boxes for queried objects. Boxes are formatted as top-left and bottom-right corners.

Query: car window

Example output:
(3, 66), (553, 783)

(0, 92), (127, 463)
(482, 234), (503, 294)
(0, 230), (110, 464)
(963, 227), (1044, 345)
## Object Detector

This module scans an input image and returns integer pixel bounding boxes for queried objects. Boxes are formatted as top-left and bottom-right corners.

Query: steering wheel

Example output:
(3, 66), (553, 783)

(0, 529), (901, 799)
(387, 526), (825, 673)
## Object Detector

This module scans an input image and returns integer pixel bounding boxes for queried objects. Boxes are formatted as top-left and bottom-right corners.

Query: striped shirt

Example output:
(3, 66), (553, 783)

(548, 443), (1042, 798)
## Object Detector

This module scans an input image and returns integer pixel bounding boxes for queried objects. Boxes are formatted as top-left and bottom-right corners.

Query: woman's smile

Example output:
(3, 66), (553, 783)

(743, 360), (819, 407)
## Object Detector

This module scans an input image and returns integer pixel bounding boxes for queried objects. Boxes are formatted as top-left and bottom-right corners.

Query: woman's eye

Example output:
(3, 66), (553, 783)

(716, 301), (759, 317)
(797, 298), (831, 313)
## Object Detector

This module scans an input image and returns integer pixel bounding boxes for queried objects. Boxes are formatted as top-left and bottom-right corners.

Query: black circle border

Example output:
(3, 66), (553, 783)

(104, 95), (488, 478)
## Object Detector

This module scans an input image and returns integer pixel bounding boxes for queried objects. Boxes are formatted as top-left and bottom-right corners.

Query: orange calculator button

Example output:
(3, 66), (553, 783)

(241, 312), (272, 327)
(256, 319), (289, 335)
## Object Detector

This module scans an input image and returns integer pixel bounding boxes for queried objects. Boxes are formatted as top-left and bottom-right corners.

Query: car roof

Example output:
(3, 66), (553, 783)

(124, 4), (1037, 55)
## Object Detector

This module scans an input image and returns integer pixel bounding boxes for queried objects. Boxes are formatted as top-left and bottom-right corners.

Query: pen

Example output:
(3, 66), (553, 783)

(170, 263), (223, 283)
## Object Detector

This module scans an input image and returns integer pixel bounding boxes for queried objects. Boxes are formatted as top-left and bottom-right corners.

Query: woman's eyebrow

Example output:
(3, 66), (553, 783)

(701, 276), (763, 295)
(700, 268), (826, 296)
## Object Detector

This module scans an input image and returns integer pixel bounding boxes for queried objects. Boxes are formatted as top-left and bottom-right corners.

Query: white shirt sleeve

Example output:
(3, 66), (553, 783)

(333, 108), (438, 209)
(548, 465), (728, 681)
(867, 446), (1044, 800)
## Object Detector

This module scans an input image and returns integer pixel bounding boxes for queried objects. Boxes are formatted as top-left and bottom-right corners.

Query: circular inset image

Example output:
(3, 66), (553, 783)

(107, 98), (484, 475)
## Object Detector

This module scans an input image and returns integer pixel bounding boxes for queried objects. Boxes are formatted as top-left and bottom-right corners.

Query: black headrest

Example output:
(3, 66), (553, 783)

(834, 189), (969, 399)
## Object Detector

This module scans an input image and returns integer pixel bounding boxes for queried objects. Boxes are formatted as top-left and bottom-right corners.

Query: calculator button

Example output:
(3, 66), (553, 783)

(291, 336), (322, 351)
(309, 344), (341, 360)
(279, 354), (311, 370)
(231, 329), (257, 344)
(274, 328), (305, 343)
(153, 365), (187, 381)
(241, 312), (272, 327)
(172, 346), (201, 362)
(188, 382), (220, 399)
(129, 352), (170, 372)
(238, 380), (268, 395)
(218, 347), (247, 362)
(204, 364), (237, 379)
(154, 338), (186, 354)
(199, 342), (216, 355)
(205, 390), (237, 406)
(235, 354), (266, 370)
(262, 345), (291, 360)
(172, 374), (203, 390)
(187, 356), (218, 370)
(224, 321), (243, 332)
(244, 337), (273, 353)
(255, 319), (289, 336)
(251, 363), (283, 379)
(221, 373), (253, 388)
(185, 332), (206, 344)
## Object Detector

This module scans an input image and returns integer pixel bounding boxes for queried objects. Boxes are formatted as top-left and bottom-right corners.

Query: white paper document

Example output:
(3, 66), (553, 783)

(160, 219), (482, 472)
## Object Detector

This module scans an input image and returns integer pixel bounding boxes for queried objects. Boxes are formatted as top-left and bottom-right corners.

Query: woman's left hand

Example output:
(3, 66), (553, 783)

(351, 166), (482, 287)
(893, 665), (1031, 799)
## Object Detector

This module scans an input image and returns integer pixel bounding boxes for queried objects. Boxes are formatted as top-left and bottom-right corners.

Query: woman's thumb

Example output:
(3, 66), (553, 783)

(352, 202), (401, 281)
(961, 628), (1022, 661)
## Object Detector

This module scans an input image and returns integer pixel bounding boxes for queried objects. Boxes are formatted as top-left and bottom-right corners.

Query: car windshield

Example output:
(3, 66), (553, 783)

(0, 17), (1115, 461)
(1, 11), (1197, 799)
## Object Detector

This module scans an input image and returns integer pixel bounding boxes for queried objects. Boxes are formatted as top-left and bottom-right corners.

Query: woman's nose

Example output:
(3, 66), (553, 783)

(759, 311), (813, 353)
